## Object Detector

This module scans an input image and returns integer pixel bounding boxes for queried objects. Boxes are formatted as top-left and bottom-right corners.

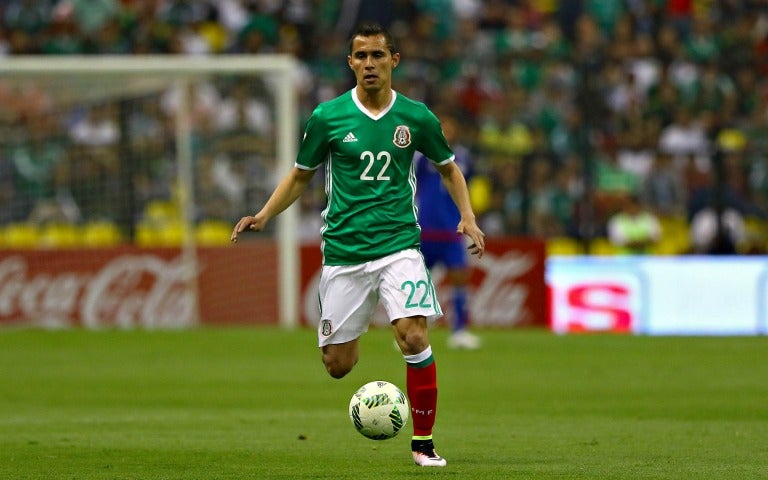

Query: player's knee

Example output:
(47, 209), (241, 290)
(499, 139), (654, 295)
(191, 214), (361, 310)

(325, 363), (352, 379)
(322, 355), (355, 379)
(397, 329), (429, 355)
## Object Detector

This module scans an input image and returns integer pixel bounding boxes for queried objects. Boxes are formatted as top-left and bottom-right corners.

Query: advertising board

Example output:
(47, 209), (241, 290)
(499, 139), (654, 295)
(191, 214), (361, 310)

(0, 238), (546, 329)
(548, 256), (768, 335)
(0, 244), (278, 328)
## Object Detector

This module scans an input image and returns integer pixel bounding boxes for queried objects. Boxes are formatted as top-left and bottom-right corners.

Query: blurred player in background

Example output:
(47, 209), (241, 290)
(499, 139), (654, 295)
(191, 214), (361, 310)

(231, 21), (485, 467)
(415, 113), (482, 350)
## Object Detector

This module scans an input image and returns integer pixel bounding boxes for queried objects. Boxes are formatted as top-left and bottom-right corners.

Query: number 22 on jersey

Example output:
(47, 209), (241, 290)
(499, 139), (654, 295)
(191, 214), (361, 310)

(359, 150), (392, 181)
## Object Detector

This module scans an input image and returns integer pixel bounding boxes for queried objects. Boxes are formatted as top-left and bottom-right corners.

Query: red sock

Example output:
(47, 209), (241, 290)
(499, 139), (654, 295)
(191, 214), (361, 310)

(406, 360), (437, 437)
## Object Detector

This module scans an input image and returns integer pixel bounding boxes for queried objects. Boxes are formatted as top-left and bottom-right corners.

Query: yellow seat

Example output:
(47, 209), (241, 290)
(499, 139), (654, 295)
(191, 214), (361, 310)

(136, 220), (188, 247)
(144, 200), (181, 223)
(651, 236), (681, 255)
(39, 222), (80, 248)
(589, 237), (617, 256)
(742, 215), (767, 253)
(547, 236), (581, 256)
(659, 215), (688, 236)
(2, 223), (40, 248)
(82, 221), (122, 247)
(195, 220), (231, 246)
(744, 216), (766, 241)
(157, 221), (185, 247)
(136, 221), (162, 247)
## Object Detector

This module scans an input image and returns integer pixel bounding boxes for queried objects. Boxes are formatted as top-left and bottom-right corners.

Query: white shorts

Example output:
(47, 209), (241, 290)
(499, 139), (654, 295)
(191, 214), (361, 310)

(317, 248), (443, 347)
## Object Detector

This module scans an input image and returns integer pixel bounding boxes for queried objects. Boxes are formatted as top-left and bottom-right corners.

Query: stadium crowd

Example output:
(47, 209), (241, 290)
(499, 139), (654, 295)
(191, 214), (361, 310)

(1, 0), (767, 253)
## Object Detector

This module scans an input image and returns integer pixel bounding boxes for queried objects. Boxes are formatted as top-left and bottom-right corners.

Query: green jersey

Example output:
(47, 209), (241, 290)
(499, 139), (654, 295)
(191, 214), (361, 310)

(296, 89), (454, 265)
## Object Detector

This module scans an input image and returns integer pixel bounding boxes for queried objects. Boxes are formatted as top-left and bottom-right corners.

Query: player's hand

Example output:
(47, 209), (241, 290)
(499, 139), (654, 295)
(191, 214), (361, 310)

(230, 215), (267, 243)
(457, 221), (486, 259)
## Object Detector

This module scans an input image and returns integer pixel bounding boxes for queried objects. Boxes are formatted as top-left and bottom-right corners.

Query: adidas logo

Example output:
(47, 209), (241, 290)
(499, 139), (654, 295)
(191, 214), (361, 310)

(343, 132), (358, 143)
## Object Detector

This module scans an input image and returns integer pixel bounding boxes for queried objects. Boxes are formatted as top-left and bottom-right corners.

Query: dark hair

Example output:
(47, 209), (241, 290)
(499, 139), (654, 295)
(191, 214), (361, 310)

(348, 21), (397, 55)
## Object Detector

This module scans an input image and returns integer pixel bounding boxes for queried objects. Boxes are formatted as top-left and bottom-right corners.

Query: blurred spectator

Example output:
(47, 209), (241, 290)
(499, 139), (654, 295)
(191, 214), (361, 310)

(658, 107), (709, 163)
(89, 18), (131, 54)
(59, 0), (120, 37)
(593, 148), (641, 229)
(196, 6), (230, 54)
(194, 150), (245, 222)
(586, 0), (625, 36)
(0, 152), (21, 223)
(666, 0), (693, 39)
(41, 14), (84, 54)
(334, 0), (417, 37)
(527, 155), (562, 237)
(642, 152), (687, 218)
(66, 103), (120, 220)
(213, 78), (274, 137)
(478, 90), (535, 157)
(4, 0), (50, 35)
(549, 154), (583, 237)
(10, 114), (74, 223)
(606, 193), (661, 255)
(693, 62), (736, 114)
(689, 206), (745, 254)
(230, 1), (280, 54)
(626, 33), (661, 93)
(684, 17), (719, 64)
(451, 65), (499, 122)
(160, 80), (220, 132)
(616, 124), (655, 184)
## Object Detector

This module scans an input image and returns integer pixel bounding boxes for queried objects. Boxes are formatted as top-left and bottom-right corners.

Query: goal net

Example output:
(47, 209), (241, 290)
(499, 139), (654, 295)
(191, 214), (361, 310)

(0, 55), (300, 329)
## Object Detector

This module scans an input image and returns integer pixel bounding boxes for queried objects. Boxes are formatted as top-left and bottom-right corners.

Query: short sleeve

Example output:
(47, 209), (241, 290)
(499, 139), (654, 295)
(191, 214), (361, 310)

(295, 105), (329, 170)
(417, 107), (454, 166)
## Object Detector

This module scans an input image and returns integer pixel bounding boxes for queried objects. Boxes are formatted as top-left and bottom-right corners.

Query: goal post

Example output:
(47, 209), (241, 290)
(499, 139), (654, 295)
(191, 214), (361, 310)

(0, 55), (301, 328)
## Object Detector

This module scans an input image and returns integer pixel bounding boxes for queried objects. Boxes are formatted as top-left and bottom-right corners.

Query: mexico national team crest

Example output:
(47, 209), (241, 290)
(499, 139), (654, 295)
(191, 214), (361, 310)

(321, 319), (333, 336)
(393, 125), (411, 148)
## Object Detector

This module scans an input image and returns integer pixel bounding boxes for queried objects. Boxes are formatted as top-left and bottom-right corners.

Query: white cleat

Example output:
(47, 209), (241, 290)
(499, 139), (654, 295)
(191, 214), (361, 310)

(412, 449), (447, 467)
(447, 330), (482, 350)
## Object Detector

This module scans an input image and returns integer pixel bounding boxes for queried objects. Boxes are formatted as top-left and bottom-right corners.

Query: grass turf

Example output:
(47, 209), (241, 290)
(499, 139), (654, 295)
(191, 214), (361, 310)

(0, 327), (766, 479)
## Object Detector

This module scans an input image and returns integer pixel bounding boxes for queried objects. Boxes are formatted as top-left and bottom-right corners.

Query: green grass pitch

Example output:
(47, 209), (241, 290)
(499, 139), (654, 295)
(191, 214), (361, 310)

(1, 327), (767, 479)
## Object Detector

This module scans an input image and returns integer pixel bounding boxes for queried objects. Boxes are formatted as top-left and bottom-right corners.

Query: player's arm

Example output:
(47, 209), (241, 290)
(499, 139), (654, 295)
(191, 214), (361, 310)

(231, 166), (316, 242)
(434, 161), (486, 257)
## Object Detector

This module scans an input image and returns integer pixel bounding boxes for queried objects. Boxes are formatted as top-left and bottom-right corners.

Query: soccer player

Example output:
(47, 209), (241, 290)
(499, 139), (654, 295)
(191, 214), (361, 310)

(415, 113), (482, 350)
(231, 21), (485, 467)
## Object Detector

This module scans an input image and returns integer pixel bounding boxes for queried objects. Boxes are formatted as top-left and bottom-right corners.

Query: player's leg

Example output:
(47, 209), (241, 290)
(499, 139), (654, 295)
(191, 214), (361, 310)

(320, 340), (359, 379)
(316, 263), (377, 379)
(443, 241), (481, 350)
(392, 316), (446, 467)
(446, 265), (470, 331)
(392, 317), (435, 430)
(375, 249), (446, 467)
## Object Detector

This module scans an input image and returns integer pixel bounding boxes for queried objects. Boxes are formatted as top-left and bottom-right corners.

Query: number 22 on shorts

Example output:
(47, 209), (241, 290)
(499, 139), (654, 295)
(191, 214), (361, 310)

(401, 280), (432, 308)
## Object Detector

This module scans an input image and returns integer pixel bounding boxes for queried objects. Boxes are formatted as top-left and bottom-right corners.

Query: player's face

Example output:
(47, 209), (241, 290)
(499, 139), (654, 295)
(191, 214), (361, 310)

(348, 34), (400, 93)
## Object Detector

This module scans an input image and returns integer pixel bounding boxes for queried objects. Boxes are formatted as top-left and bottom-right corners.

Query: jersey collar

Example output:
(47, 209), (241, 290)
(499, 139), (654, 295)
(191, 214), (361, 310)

(351, 88), (397, 121)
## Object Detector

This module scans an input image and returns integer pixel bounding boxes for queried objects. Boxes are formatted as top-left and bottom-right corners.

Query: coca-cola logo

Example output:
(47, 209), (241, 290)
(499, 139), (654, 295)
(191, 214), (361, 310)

(0, 254), (197, 328)
(469, 250), (536, 326)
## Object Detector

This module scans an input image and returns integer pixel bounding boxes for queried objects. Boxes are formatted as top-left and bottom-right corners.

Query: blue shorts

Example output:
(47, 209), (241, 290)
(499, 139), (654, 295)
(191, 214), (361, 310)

(420, 239), (467, 270)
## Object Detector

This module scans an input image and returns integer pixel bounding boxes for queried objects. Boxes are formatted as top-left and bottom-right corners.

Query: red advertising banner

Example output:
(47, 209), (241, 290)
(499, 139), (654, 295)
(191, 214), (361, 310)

(0, 243), (278, 328)
(1, 237), (545, 329)
(299, 238), (547, 328)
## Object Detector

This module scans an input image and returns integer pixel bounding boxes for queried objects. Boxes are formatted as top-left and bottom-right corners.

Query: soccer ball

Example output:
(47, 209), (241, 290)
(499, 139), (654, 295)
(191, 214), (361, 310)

(348, 380), (409, 440)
